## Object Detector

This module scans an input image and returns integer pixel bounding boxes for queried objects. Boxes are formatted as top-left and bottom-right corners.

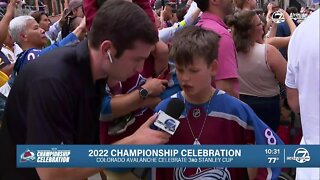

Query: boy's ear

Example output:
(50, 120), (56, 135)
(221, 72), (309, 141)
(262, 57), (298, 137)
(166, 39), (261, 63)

(210, 59), (218, 77)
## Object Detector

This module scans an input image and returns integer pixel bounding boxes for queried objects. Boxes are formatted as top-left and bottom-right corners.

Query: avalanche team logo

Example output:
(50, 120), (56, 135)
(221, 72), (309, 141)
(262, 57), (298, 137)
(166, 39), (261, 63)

(20, 149), (36, 162)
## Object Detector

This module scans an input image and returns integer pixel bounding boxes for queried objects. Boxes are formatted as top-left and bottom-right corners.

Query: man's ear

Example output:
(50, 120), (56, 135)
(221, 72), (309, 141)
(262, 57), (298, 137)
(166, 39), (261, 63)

(99, 40), (112, 57)
(210, 59), (218, 77)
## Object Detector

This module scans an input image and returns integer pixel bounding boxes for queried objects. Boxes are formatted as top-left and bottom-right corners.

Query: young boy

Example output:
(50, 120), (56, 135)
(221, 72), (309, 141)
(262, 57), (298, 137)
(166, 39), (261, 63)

(155, 26), (283, 180)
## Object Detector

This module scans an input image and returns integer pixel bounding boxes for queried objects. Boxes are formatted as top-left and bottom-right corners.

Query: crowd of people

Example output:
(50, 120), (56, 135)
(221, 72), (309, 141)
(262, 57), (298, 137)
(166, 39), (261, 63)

(0, 0), (319, 179)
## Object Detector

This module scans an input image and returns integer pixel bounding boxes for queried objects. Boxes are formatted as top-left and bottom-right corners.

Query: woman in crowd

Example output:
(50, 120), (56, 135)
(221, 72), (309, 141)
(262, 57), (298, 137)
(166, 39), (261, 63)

(227, 10), (287, 132)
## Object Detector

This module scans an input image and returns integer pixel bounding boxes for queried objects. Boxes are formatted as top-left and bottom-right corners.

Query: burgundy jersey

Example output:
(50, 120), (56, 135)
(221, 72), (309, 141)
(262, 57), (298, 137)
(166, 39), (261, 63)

(155, 90), (283, 180)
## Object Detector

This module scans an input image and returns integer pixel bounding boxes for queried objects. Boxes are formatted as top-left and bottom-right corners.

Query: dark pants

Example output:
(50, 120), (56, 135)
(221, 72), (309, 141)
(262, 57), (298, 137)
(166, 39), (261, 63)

(240, 94), (280, 132)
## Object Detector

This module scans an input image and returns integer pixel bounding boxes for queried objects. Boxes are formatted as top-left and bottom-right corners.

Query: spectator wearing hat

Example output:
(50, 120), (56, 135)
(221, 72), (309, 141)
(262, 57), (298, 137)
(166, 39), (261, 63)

(68, 0), (84, 18)
(60, 0), (83, 39)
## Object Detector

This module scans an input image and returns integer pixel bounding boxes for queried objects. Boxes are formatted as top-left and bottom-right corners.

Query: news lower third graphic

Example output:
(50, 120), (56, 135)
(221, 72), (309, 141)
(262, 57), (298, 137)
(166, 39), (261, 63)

(17, 145), (320, 168)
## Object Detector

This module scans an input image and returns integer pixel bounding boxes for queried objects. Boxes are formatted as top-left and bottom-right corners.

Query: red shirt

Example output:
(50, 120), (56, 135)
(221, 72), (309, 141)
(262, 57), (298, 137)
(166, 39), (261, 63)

(84, 0), (156, 30)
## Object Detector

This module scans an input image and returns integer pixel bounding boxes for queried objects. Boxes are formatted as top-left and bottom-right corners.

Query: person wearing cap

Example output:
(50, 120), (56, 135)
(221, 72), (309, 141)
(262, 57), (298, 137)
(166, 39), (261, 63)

(68, 0), (84, 18)
(60, 0), (83, 39)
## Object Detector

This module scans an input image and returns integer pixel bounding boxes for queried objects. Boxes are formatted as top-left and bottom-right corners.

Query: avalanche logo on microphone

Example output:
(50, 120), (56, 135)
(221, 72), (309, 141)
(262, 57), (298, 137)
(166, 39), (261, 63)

(154, 110), (180, 135)
(20, 149), (36, 162)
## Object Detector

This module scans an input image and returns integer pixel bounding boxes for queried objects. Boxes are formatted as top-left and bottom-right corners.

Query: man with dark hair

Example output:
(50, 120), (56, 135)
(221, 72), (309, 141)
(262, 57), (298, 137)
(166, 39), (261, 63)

(88, 0), (157, 59)
(0, 0), (170, 179)
(194, 0), (239, 98)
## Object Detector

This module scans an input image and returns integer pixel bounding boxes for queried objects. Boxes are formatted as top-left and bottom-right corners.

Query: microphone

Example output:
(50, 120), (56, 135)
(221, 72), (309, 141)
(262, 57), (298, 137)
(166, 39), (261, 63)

(151, 98), (185, 135)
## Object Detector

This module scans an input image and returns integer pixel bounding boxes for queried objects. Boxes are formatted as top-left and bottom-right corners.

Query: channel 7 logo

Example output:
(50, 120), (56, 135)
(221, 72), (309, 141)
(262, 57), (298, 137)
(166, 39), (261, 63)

(287, 148), (311, 164)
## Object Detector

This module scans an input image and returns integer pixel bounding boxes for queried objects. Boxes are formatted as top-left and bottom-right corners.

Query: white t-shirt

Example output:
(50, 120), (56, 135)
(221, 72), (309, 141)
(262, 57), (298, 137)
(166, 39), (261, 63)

(285, 9), (319, 179)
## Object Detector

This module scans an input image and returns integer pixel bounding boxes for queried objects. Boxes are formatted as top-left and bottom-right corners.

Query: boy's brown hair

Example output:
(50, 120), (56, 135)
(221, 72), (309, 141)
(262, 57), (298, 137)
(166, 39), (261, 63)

(170, 26), (220, 67)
